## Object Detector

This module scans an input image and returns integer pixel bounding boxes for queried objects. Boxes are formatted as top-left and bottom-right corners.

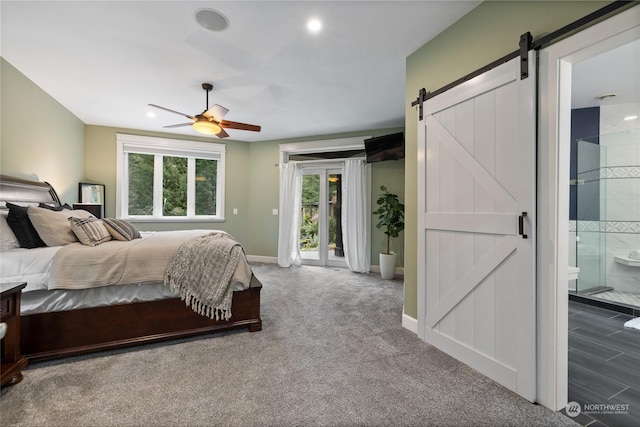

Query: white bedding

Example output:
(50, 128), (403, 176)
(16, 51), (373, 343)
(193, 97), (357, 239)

(1, 230), (251, 314)
(0, 246), (62, 292)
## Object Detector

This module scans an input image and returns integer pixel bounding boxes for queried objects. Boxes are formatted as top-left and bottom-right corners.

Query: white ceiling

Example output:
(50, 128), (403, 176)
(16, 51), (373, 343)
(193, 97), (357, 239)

(1, 1), (480, 142)
(572, 38), (640, 135)
(572, 38), (640, 109)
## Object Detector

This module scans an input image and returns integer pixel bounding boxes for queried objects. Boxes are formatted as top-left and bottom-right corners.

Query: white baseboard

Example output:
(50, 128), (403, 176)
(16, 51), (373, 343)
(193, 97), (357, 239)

(246, 255), (278, 264)
(246, 257), (405, 276)
(402, 312), (417, 334)
(370, 265), (404, 276)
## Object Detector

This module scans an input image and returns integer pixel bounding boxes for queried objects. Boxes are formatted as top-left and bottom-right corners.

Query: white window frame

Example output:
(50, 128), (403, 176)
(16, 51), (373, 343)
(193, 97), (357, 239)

(116, 133), (225, 222)
(278, 136), (369, 164)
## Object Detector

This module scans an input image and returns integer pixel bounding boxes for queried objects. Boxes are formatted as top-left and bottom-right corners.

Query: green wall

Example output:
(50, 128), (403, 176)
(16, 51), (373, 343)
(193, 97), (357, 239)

(403, 0), (611, 319)
(1, 58), (85, 202)
(370, 157), (405, 266)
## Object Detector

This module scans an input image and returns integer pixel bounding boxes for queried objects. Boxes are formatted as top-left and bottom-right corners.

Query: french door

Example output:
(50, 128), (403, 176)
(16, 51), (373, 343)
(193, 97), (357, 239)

(299, 167), (346, 267)
(417, 54), (537, 401)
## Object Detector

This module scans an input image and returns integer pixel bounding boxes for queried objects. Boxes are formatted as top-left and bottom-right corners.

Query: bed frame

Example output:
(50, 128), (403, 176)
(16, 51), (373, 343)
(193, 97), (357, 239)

(0, 175), (262, 362)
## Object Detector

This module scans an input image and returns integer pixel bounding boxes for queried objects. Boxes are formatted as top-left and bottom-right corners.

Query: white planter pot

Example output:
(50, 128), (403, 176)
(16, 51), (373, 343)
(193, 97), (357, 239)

(379, 253), (397, 280)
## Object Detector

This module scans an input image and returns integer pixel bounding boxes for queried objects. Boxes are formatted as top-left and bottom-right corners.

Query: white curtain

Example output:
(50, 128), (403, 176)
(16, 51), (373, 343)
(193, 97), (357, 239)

(277, 162), (302, 267)
(342, 159), (371, 273)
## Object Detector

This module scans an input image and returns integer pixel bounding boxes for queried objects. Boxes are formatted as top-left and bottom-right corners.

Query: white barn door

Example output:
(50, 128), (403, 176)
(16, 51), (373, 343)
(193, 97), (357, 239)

(417, 54), (536, 401)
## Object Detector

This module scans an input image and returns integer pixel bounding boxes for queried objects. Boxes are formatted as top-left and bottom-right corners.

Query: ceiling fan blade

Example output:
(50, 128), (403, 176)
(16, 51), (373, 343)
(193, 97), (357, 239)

(215, 128), (230, 138)
(163, 122), (194, 128)
(220, 120), (261, 132)
(203, 104), (229, 122)
(148, 104), (196, 120)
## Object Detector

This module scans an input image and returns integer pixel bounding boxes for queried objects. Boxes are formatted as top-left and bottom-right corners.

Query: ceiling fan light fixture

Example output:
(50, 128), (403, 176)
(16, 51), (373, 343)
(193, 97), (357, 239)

(193, 120), (221, 135)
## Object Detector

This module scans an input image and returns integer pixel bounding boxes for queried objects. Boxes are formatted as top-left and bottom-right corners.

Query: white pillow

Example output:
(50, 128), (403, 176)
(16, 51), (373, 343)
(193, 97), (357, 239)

(0, 212), (19, 250)
(27, 206), (95, 247)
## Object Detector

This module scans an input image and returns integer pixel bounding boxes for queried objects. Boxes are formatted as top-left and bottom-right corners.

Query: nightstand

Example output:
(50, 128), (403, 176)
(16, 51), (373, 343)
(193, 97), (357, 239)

(73, 203), (104, 219)
(1, 282), (28, 387)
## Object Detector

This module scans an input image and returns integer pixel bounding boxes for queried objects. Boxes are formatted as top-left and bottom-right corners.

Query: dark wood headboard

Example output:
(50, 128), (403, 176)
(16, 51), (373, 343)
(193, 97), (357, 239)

(0, 175), (61, 210)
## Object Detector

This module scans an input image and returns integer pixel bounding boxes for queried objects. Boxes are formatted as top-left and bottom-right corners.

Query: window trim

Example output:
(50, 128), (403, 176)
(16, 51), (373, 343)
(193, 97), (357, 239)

(116, 133), (225, 222)
(278, 136), (369, 164)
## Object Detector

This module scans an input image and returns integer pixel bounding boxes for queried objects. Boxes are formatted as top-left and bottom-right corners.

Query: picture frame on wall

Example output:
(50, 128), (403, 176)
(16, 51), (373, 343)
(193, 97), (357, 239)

(76, 182), (105, 218)
(78, 182), (105, 204)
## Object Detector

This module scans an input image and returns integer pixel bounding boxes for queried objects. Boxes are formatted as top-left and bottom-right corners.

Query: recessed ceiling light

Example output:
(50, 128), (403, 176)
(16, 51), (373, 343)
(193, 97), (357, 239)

(195, 8), (229, 32)
(624, 115), (638, 121)
(147, 111), (156, 118)
(307, 18), (322, 34)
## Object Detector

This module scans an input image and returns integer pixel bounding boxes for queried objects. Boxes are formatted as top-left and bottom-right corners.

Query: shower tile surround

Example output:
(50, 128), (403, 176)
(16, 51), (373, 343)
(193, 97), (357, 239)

(570, 103), (640, 303)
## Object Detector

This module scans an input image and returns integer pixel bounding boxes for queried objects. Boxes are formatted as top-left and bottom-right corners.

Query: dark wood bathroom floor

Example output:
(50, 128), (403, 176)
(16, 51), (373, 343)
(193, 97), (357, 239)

(567, 300), (640, 427)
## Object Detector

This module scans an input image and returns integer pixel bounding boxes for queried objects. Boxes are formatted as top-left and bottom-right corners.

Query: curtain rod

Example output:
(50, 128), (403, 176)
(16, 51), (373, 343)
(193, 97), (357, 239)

(274, 157), (366, 167)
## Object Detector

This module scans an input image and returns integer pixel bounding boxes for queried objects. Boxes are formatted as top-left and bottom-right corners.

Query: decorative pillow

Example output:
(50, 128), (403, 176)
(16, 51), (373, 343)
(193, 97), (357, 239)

(27, 206), (95, 247)
(102, 218), (141, 241)
(38, 202), (73, 211)
(69, 217), (112, 246)
(5, 203), (46, 248)
(0, 213), (19, 250)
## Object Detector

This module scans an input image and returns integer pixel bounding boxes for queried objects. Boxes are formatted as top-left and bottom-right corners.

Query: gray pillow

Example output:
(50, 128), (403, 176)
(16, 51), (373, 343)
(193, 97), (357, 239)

(102, 218), (141, 241)
(27, 206), (95, 247)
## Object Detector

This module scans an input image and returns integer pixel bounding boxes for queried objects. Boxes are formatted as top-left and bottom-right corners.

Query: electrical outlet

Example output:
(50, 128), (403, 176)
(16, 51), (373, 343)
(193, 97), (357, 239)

(272, 209), (278, 216)
(233, 208), (238, 215)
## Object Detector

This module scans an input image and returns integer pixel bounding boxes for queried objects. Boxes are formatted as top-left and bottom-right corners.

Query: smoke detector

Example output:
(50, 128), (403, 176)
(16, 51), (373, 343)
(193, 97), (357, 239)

(195, 8), (229, 32)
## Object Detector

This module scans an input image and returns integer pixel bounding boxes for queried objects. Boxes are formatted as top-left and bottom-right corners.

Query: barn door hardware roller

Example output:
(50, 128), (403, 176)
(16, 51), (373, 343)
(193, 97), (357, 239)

(519, 32), (533, 79)
(411, 88), (429, 121)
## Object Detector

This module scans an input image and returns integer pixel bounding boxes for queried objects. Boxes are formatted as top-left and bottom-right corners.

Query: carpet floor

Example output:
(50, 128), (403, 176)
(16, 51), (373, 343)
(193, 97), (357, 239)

(0, 263), (577, 426)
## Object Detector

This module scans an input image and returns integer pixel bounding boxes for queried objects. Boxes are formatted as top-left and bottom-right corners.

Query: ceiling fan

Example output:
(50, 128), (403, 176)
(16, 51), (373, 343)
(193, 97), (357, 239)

(149, 83), (261, 138)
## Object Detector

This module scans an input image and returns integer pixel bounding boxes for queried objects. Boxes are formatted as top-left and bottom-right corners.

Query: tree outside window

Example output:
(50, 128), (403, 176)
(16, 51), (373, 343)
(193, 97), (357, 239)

(118, 134), (225, 221)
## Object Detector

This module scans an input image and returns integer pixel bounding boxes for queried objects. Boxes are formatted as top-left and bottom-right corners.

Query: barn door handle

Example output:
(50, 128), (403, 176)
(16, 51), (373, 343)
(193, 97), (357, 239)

(518, 212), (528, 239)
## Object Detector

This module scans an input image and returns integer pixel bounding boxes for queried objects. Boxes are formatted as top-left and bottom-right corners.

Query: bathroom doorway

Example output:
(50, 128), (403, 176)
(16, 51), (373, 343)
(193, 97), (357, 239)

(539, 4), (640, 414)
(569, 36), (640, 314)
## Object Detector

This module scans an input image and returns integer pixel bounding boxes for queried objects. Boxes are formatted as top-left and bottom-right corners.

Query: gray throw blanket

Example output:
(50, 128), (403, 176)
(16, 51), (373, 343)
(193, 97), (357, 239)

(164, 232), (242, 321)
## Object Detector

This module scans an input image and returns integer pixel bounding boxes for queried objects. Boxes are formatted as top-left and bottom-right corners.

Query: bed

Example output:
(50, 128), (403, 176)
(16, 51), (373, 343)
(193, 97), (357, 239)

(0, 175), (262, 363)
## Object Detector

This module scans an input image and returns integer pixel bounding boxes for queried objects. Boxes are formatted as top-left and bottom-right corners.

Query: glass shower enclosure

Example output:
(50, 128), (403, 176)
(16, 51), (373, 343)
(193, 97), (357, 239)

(571, 132), (640, 310)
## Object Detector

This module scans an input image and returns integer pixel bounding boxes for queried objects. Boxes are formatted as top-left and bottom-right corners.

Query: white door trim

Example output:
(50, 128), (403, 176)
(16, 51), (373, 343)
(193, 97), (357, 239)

(537, 5), (640, 411)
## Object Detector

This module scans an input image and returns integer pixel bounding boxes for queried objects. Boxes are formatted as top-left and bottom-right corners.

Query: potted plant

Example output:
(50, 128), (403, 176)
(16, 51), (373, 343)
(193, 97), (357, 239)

(372, 185), (404, 279)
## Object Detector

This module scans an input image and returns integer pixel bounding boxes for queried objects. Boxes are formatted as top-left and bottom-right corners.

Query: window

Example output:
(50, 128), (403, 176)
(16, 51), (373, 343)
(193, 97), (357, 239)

(116, 134), (225, 221)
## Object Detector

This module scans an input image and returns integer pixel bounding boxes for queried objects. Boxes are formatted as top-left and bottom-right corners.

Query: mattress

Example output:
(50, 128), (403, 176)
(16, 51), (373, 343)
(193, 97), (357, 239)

(2, 231), (249, 315)
(20, 280), (248, 316)
(21, 282), (178, 315)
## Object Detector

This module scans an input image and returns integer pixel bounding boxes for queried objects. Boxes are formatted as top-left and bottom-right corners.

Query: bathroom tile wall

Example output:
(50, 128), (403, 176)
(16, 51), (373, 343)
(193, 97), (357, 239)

(600, 103), (640, 295)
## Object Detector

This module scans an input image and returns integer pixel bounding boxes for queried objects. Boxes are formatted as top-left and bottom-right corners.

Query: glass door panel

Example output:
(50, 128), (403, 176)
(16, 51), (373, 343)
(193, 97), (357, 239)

(575, 138), (606, 294)
(299, 167), (346, 267)
(327, 172), (345, 267)
(300, 173), (321, 262)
